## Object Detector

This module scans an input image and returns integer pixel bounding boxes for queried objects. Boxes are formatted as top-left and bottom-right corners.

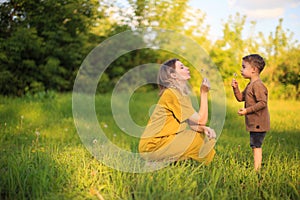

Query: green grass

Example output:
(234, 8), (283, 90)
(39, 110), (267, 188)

(0, 92), (299, 199)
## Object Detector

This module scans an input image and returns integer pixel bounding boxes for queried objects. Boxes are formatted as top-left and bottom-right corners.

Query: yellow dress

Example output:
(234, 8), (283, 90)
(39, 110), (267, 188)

(139, 88), (215, 164)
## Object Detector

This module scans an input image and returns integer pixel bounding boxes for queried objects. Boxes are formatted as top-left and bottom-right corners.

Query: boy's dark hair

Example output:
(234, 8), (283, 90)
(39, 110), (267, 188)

(243, 54), (265, 73)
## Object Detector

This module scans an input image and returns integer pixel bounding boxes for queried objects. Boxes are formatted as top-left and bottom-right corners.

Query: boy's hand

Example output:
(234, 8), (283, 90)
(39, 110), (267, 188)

(238, 108), (247, 116)
(231, 79), (238, 89)
(200, 78), (210, 93)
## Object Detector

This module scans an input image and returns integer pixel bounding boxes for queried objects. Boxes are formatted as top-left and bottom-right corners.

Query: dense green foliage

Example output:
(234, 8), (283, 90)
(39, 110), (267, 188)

(0, 0), (299, 98)
(0, 92), (299, 199)
(0, 0), (100, 95)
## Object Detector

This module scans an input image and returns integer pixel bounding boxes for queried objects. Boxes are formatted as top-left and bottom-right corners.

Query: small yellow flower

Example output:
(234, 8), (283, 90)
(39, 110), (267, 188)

(90, 170), (97, 176)
(89, 188), (97, 195)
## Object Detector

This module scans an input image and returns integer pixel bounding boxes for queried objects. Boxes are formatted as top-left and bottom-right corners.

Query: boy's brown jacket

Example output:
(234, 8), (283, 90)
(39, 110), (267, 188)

(233, 79), (270, 132)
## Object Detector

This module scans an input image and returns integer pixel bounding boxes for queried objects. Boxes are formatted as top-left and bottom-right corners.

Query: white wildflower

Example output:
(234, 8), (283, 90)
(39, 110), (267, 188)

(35, 131), (40, 136)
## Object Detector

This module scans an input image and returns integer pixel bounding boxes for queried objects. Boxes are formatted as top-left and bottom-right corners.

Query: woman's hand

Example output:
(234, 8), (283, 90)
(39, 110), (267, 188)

(200, 78), (210, 93)
(203, 126), (216, 139)
(190, 124), (216, 139)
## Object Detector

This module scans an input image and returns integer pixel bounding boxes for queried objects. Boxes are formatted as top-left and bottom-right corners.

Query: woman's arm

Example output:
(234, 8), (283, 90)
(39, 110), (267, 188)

(188, 78), (209, 125)
(190, 124), (216, 139)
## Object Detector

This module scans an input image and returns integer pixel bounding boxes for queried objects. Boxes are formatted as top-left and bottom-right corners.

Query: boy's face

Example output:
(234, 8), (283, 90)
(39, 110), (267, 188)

(241, 61), (256, 79)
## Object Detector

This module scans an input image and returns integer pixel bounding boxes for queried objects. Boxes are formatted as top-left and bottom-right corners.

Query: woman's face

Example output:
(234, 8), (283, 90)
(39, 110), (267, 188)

(174, 61), (191, 80)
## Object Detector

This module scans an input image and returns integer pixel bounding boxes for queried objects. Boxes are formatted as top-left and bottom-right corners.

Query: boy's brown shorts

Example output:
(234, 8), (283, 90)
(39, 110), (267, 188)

(250, 132), (266, 148)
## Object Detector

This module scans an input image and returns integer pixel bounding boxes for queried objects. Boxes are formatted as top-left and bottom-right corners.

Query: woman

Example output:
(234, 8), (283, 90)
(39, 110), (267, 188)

(139, 58), (216, 165)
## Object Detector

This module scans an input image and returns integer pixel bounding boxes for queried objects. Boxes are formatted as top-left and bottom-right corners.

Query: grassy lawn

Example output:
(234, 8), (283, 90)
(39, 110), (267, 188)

(0, 92), (299, 199)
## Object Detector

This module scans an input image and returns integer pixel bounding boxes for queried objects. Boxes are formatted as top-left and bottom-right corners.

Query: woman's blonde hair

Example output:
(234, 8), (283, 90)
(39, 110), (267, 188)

(157, 58), (190, 96)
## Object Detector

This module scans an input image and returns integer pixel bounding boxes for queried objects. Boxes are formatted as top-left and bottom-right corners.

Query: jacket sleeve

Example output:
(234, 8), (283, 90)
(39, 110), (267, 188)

(233, 87), (245, 102)
(245, 82), (268, 114)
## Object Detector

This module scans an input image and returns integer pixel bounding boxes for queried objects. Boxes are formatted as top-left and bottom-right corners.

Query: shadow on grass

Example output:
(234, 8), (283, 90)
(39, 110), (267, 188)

(0, 93), (299, 199)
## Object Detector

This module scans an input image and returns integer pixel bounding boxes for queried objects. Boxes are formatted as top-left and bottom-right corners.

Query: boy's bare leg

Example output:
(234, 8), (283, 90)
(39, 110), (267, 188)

(253, 148), (262, 171)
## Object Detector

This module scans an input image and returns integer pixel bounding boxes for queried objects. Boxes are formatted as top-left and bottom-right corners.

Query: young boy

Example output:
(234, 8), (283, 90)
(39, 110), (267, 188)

(231, 54), (270, 171)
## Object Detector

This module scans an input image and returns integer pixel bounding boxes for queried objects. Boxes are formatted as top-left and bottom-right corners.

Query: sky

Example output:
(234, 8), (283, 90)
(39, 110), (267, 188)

(189, 0), (300, 42)
(1, 0), (299, 43)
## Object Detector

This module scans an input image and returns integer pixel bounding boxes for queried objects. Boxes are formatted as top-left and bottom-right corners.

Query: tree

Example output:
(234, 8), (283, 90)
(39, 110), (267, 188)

(106, 0), (212, 92)
(258, 18), (298, 83)
(210, 13), (247, 80)
(276, 48), (300, 99)
(0, 0), (100, 95)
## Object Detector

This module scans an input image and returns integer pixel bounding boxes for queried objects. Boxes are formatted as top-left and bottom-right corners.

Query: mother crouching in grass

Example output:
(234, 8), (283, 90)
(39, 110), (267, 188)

(139, 58), (216, 166)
